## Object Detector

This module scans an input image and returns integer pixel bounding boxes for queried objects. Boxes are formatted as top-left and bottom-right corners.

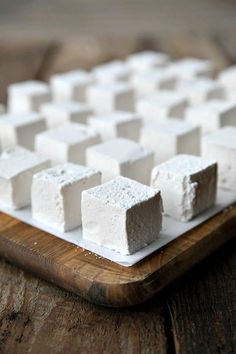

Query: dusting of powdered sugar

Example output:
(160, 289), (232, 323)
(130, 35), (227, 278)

(0, 146), (49, 179)
(155, 154), (216, 177)
(87, 138), (152, 163)
(33, 163), (100, 188)
(85, 176), (160, 209)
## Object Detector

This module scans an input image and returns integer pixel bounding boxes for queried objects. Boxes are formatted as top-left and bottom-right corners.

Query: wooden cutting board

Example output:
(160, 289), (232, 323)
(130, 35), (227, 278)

(0, 205), (235, 308)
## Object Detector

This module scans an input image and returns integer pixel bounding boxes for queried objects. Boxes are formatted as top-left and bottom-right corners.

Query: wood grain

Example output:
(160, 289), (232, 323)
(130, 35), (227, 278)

(0, 203), (235, 308)
(167, 245), (236, 354)
(0, 11), (236, 350)
(0, 235), (235, 353)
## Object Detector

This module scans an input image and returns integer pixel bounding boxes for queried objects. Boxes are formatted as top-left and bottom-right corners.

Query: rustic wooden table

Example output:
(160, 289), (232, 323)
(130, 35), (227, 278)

(0, 14), (236, 352)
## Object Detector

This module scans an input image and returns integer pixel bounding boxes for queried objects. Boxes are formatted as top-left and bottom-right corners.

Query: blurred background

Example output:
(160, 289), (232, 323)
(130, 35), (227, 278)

(0, 0), (236, 102)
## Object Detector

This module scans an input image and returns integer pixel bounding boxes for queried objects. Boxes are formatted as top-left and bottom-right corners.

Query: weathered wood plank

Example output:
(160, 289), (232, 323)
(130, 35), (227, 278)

(0, 260), (168, 354)
(166, 239), (236, 354)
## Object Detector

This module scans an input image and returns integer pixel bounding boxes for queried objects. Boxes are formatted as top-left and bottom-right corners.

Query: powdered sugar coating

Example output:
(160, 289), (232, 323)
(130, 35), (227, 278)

(155, 154), (216, 177)
(85, 176), (159, 210)
(38, 123), (98, 145)
(0, 112), (45, 127)
(0, 146), (49, 179)
(202, 126), (236, 149)
(87, 138), (152, 164)
(34, 163), (101, 189)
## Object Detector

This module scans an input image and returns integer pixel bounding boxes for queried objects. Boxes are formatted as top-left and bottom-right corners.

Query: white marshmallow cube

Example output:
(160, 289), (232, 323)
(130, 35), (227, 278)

(32, 163), (101, 231)
(0, 113), (46, 151)
(151, 154), (217, 222)
(218, 65), (236, 90)
(218, 66), (236, 100)
(8, 80), (51, 113)
(88, 111), (142, 142)
(50, 70), (94, 102)
(87, 82), (135, 113)
(40, 101), (93, 128)
(186, 99), (236, 134)
(140, 120), (200, 164)
(82, 176), (163, 255)
(126, 51), (169, 73)
(202, 126), (236, 190)
(131, 69), (177, 96)
(92, 60), (130, 82)
(0, 146), (50, 210)
(35, 123), (100, 166)
(86, 138), (154, 184)
(136, 91), (189, 121)
(177, 78), (225, 105)
(167, 58), (214, 79)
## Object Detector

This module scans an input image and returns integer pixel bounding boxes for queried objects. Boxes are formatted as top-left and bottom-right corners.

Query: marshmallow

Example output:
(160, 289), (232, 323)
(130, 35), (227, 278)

(88, 111), (142, 142)
(0, 146), (50, 209)
(140, 120), (200, 164)
(177, 78), (225, 105)
(186, 99), (236, 134)
(225, 89), (236, 101)
(202, 126), (236, 190)
(130, 69), (177, 96)
(82, 176), (163, 255)
(218, 65), (236, 91)
(35, 123), (100, 166)
(32, 163), (101, 231)
(136, 91), (189, 121)
(92, 60), (130, 82)
(40, 101), (93, 128)
(50, 70), (93, 102)
(126, 51), (169, 73)
(151, 155), (217, 222)
(167, 58), (214, 79)
(0, 113), (46, 151)
(8, 80), (51, 113)
(87, 82), (135, 113)
(218, 66), (236, 100)
(86, 138), (154, 184)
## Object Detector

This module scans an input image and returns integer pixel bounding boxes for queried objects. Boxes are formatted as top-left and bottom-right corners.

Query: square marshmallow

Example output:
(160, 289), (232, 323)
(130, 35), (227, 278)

(202, 126), (236, 190)
(151, 154), (217, 222)
(82, 176), (163, 255)
(130, 69), (177, 96)
(0, 113), (46, 151)
(126, 51), (169, 73)
(177, 78), (225, 105)
(40, 101), (93, 128)
(88, 111), (142, 142)
(50, 70), (94, 102)
(218, 66), (236, 100)
(218, 65), (236, 91)
(186, 99), (236, 134)
(86, 138), (154, 184)
(140, 119), (200, 164)
(8, 81), (51, 113)
(92, 60), (130, 82)
(35, 123), (100, 166)
(136, 91), (189, 121)
(87, 82), (135, 113)
(0, 146), (50, 209)
(167, 58), (214, 79)
(32, 163), (101, 231)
